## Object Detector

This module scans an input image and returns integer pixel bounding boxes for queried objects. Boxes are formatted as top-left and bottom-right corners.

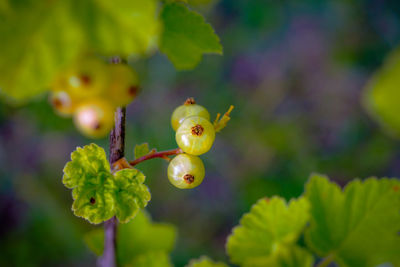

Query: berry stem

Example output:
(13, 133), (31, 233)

(129, 148), (183, 166)
(98, 107), (126, 267)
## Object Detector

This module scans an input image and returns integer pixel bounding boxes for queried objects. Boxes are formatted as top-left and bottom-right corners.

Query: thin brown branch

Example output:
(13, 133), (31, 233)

(98, 107), (126, 267)
(129, 148), (183, 167)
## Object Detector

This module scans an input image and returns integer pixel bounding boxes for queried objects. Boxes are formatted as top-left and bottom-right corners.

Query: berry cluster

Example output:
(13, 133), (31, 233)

(49, 57), (139, 138)
(168, 98), (216, 189)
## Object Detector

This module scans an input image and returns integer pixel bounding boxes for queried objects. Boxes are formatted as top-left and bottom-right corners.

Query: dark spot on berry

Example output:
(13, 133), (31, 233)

(90, 197), (96, 204)
(93, 123), (102, 130)
(184, 97), (196, 105)
(191, 124), (204, 136)
(52, 98), (62, 108)
(80, 75), (91, 85)
(128, 85), (138, 96)
(183, 174), (195, 184)
(393, 185), (399, 192)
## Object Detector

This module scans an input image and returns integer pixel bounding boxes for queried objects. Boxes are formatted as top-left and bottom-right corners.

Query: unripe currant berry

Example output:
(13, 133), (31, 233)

(73, 99), (114, 138)
(167, 154), (205, 189)
(105, 64), (139, 107)
(171, 98), (210, 131)
(176, 116), (215, 155)
(49, 90), (79, 117)
(51, 58), (107, 99)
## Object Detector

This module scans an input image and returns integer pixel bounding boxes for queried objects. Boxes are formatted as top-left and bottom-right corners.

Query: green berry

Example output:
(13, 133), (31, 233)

(176, 116), (215, 155)
(49, 90), (80, 117)
(73, 99), (115, 138)
(171, 98), (210, 131)
(167, 154), (205, 189)
(105, 64), (139, 107)
(52, 58), (108, 99)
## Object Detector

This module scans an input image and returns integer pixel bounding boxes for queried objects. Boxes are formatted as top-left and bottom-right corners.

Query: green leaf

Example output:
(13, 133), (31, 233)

(84, 210), (177, 265)
(113, 169), (151, 223)
(63, 144), (150, 224)
(0, 0), (81, 101)
(160, 3), (222, 70)
(305, 174), (400, 267)
(226, 196), (310, 266)
(63, 143), (114, 224)
(127, 251), (173, 267)
(134, 143), (150, 159)
(241, 245), (314, 267)
(186, 256), (228, 267)
(0, 0), (159, 101)
(363, 47), (400, 138)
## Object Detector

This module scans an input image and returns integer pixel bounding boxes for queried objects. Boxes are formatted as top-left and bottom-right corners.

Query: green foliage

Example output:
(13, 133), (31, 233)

(127, 251), (173, 267)
(134, 143), (150, 159)
(305, 174), (400, 267)
(113, 169), (151, 223)
(0, 0), (159, 101)
(226, 196), (310, 267)
(63, 144), (150, 224)
(160, 3), (222, 70)
(0, 0), (222, 102)
(363, 47), (400, 138)
(260, 246), (314, 267)
(84, 210), (177, 265)
(186, 256), (228, 267)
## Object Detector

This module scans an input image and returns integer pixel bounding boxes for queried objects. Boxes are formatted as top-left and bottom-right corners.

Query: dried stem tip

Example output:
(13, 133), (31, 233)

(184, 174), (195, 184)
(184, 97), (196, 105)
(191, 124), (204, 136)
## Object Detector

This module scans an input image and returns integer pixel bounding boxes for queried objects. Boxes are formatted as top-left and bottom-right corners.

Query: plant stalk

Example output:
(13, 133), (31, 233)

(98, 107), (126, 267)
(129, 148), (183, 166)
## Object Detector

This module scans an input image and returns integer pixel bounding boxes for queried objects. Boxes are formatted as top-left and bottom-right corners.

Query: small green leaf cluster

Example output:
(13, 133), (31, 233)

(0, 1), (222, 102)
(62, 143), (151, 224)
(49, 56), (139, 138)
(168, 98), (216, 189)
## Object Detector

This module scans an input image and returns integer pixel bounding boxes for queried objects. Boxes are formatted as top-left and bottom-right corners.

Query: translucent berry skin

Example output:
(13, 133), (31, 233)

(49, 91), (79, 117)
(73, 99), (115, 138)
(167, 154), (205, 189)
(171, 104), (210, 131)
(105, 64), (139, 107)
(176, 116), (215, 156)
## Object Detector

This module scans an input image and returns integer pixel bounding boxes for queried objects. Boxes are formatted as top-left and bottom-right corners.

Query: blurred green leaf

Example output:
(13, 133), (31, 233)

(0, 0), (81, 101)
(84, 210), (177, 265)
(63, 144), (150, 224)
(134, 143), (150, 159)
(0, 0), (159, 101)
(364, 47), (400, 138)
(305, 174), (400, 267)
(160, 3), (222, 70)
(243, 245), (314, 267)
(127, 251), (173, 267)
(226, 196), (310, 266)
(186, 256), (228, 267)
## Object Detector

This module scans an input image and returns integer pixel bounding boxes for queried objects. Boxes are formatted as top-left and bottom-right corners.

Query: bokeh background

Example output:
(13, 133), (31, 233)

(1, 0), (400, 266)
